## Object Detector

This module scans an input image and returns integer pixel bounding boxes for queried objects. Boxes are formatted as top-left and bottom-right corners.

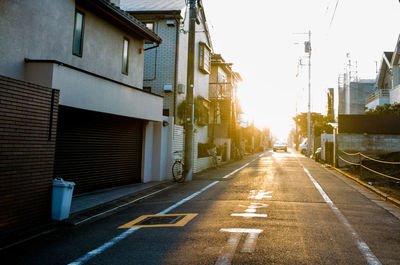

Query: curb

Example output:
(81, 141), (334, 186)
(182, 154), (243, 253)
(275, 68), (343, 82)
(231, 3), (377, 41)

(332, 167), (400, 208)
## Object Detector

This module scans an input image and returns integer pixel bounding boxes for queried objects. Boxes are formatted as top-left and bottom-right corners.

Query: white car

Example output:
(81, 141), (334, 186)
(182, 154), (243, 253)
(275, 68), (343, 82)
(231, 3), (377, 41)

(273, 142), (287, 152)
(299, 139), (307, 154)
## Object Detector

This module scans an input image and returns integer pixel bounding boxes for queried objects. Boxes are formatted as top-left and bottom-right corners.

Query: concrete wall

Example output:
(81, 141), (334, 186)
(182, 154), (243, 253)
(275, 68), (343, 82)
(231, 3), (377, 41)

(215, 138), (231, 161)
(151, 116), (173, 181)
(142, 122), (154, 183)
(338, 134), (400, 154)
(195, 157), (211, 173)
(0, 0), (145, 88)
(320, 133), (333, 161)
(25, 62), (163, 122)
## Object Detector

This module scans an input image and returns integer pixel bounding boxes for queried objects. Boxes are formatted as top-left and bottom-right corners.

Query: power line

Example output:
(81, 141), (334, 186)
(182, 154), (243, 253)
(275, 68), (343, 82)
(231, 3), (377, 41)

(329, 0), (340, 28)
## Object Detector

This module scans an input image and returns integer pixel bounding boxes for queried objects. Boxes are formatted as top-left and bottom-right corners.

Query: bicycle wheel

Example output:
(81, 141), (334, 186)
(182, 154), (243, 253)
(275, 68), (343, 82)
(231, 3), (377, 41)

(172, 161), (185, 183)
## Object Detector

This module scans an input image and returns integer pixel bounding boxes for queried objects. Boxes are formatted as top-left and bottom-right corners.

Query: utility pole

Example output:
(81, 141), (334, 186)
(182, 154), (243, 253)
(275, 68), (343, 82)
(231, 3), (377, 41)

(184, 0), (196, 181)
(305, 30), (312, 157)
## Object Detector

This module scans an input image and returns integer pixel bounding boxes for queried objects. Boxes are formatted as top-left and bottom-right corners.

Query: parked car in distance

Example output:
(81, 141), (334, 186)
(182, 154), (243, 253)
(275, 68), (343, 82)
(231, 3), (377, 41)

(273, 142), (287, 152)
(299, 139), (307, 155)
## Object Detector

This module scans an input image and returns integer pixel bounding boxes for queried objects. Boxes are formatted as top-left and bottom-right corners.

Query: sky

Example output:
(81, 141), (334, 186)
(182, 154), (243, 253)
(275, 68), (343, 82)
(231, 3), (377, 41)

(201, 0), (400, 138)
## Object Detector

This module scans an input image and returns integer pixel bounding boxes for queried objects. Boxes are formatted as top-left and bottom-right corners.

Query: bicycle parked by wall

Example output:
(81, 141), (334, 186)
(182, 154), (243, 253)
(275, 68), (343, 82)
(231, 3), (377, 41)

(172, 151), (185, 183)
(208, 147), (219, 168)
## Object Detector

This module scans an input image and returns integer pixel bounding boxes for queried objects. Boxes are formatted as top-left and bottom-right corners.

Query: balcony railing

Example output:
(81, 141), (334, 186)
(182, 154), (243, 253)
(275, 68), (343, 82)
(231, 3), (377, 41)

(366, 89), (390, 104)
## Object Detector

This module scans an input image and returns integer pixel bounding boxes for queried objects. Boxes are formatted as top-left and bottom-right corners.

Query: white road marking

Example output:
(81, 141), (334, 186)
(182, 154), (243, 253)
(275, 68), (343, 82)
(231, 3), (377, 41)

(239, 203), (268, 209)
(230, 213), (268, 218)
(241, 230), (261, 253)
(68, 156), (261, 265)
(303, 167), (381, 265)
(249, 190), (272, 199)
(250, 202), (268, 207)
(215, 231), (241, 265)
(222, 154), (263, 179)
(216, 228), (263, 265)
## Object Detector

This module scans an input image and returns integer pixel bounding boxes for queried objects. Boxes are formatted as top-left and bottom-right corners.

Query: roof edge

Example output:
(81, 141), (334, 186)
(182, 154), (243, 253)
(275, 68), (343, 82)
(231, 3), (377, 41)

(77, 0), (162, 44)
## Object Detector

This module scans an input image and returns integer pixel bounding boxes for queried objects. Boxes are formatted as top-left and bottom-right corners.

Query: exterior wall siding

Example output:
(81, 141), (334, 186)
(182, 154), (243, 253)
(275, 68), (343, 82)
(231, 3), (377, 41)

(390, 85), (400, 104)
(0, 0), (145, 89)
(0, 75), (59, 247)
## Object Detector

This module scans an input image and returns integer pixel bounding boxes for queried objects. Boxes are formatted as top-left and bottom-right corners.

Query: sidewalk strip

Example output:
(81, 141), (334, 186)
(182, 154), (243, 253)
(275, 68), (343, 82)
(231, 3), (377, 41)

(68, 156), (260, 265)
(303, 167), (381, 265)
(74, 186), (173, 225)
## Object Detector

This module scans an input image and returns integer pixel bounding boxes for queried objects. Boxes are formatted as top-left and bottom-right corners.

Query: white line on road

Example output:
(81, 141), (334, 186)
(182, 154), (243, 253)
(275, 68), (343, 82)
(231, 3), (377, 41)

(68, 156), (261, 265)
(303, 167), (381, 265)
(215, 231), (241, 265)
(230, 213), (268, 218)
(216, 228), (263, 265)
(248, 190), (272, 199)
(222, 154), (263, 179)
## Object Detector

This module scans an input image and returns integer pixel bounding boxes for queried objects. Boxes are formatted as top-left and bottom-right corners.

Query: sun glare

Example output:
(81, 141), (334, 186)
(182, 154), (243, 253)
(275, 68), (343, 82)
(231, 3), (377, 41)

(238, 79), (297, 140)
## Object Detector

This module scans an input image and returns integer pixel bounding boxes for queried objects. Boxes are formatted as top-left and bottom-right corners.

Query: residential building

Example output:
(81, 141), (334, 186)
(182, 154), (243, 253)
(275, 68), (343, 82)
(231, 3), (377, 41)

(338, 78), (375, 114)
(366, 52), (393, 110)
(121, 0), (214, 173)
(0, 0), (163, 244)
(208, 54), (242, 161)
(327, 87), (335, 120)
(389, 36), (400, 104)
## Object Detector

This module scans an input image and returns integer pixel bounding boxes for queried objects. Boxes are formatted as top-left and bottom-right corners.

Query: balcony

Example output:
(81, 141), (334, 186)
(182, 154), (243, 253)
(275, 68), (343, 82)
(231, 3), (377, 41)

(365, 89), (390, 110)
(24, 59), (163, 122)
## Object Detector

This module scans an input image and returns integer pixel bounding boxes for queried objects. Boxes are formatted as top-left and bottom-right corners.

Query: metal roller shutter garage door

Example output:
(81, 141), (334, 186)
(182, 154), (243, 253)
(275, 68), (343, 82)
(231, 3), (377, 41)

(54, 106), (143, 194)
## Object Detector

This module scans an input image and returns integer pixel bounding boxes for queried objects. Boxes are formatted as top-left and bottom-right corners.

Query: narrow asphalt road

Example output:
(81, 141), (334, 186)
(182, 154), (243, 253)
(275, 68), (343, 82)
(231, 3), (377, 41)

(2, 151), (400, 264)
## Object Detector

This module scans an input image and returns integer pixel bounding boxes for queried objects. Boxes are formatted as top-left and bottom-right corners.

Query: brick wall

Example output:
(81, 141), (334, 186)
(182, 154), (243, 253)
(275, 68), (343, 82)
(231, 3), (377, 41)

(0, 75), (59, 247)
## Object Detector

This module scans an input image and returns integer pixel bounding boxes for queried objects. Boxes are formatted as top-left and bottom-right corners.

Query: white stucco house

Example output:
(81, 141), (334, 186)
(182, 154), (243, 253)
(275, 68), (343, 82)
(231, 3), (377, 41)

(366, 34), (400, 110)
(121, 0), (214, 174)
(0, 0), (166, 194)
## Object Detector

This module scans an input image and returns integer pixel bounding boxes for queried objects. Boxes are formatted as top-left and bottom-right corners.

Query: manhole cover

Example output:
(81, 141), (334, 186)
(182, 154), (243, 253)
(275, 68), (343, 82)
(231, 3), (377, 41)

(119, 213), (198, 228)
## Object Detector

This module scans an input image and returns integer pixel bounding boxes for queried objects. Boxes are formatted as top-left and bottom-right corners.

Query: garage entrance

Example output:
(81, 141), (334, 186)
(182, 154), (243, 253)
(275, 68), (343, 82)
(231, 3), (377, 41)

(54, 106), (143, 194)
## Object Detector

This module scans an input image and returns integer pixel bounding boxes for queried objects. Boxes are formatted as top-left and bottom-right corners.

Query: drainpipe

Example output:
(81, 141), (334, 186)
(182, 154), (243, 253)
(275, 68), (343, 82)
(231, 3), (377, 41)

(144, 43), (159, 51)
(144, 22), (158, 81)
(173, 18), (180, 122)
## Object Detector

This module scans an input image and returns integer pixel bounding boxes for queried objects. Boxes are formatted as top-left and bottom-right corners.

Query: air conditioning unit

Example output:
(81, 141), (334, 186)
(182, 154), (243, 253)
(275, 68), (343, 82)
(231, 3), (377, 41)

(166, 20), (175, 27)
(164, 84), (173, 92)
(177, 84), (185, 94)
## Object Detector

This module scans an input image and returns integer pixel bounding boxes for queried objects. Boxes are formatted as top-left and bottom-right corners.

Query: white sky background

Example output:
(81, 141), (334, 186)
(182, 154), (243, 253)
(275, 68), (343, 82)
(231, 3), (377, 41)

(201, 0), (400, 138)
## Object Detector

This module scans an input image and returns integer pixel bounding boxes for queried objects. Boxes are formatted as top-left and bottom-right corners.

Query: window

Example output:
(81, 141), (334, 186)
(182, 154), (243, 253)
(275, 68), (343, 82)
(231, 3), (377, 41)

(199, 42), (211, 74)
(122, 38), (129, 74)
(72, 11), (85, 56)
(163, 109), (170, 116)
(144, 22), (154, 31)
